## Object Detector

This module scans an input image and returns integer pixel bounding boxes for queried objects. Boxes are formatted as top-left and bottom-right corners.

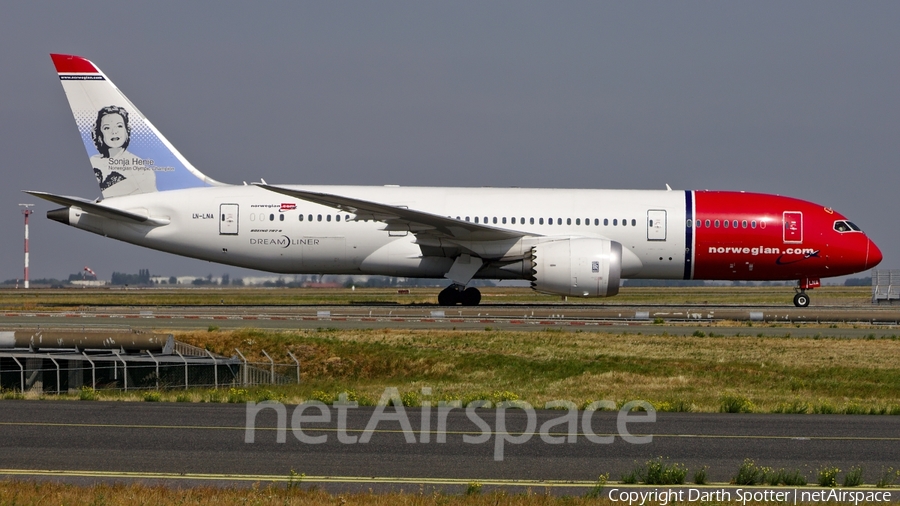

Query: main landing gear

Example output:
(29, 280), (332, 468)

(438, 284), (482, 306)
(793, 278), (820, 308)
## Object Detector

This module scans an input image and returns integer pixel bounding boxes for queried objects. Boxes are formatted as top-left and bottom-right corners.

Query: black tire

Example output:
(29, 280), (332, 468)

(437, 287), (458, 306)
(461, 287), (482, 306)
(793, 293), (810, 307)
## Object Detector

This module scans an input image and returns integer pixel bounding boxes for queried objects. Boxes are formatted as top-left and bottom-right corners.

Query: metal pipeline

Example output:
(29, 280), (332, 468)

(0, 330), (173, 353)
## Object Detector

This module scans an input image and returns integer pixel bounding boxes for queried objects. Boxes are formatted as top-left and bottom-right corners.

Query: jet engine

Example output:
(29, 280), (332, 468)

(531, 238), (622, 297)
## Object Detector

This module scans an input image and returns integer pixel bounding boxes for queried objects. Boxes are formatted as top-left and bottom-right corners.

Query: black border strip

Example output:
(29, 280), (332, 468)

(683, 190), (693, 279)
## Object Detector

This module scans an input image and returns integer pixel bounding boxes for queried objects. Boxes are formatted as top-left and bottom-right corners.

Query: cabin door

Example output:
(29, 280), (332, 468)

(219, 204), (239, 235)
(783, 211), (802, 243)
(647, 210), (667, 241)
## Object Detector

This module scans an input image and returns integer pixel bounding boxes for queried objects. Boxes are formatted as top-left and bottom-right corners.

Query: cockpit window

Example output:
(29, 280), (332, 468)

(834, 220), (862, 233)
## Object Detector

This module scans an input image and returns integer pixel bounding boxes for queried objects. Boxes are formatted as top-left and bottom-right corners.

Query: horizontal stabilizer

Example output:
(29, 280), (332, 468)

(23, 191), (169, 226)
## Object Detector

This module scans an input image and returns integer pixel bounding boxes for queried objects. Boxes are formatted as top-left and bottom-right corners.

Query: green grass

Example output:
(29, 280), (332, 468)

(29, 326), (899, 414)
(817, 466), (840, 487)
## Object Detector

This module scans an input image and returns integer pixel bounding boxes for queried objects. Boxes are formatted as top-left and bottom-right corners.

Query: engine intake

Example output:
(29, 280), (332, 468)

(531, 238), (622, 297)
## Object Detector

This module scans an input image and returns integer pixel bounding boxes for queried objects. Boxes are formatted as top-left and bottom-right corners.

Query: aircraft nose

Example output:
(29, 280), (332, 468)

(866, 237), (883, 269)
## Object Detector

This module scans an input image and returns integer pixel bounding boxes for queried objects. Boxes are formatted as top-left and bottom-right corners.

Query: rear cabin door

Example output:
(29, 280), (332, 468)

(219, 204), (239, 235)
(783, 211), (802, 243)
(647, 210), (667, 241)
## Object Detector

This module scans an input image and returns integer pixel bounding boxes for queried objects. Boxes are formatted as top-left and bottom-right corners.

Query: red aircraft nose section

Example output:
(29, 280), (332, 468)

(866, 238), (883, 270)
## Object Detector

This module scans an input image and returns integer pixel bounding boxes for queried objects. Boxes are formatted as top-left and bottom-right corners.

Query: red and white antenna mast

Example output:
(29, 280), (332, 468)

(19, 204), (34, 289)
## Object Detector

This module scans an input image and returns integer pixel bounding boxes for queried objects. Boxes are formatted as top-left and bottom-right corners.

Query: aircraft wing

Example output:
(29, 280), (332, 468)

(23, 191), (170, 226)
(256, 184), (526, 241)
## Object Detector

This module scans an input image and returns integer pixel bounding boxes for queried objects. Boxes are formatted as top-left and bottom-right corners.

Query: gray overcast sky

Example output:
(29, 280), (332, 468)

(1, 2), (898, 282)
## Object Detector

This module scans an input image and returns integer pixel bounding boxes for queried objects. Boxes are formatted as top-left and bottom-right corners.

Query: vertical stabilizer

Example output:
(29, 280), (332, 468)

(51, 54), (224, 198)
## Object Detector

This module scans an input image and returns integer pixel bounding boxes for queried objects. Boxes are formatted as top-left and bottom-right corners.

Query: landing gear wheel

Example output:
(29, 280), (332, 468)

(793, 293), (810, 308)
(461, 287), (481, 306)
(438, 286), (460, 306)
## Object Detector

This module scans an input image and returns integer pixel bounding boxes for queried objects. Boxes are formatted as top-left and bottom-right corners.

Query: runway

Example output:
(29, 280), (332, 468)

(1, 303), (900, 335)
(1, 401), (898, 493)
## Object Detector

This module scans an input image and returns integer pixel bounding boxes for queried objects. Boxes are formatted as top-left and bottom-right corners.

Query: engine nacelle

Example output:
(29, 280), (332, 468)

(531, 238), (622, 297)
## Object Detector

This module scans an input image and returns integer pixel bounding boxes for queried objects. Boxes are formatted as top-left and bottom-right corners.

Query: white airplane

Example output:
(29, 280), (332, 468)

(28, 54), (881, 307)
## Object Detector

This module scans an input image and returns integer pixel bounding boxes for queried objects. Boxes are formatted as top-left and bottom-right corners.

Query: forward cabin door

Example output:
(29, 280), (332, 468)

(647, 210), (667, 241)
(783, 211), (802, 243)
(219, 204), (239, 235)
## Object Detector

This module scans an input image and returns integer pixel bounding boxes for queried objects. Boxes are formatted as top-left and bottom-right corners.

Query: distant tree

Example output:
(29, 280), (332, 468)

(844, 277), (872, 286)
(231, 277), (244, 286)
(111, 269), (152, 286)
(168, 276), (178, 285)
(221, 273), (230, 286)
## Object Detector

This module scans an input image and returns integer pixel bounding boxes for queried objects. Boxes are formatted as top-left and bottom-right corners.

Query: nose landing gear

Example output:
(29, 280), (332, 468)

(438, 284), (482, 306)
(792, 292), (810, 308)
(793, 278), (820, 307)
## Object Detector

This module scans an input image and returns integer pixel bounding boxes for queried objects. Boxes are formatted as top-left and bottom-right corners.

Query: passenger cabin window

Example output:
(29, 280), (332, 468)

(539, 218), (544, 225)
(279, 214), (284, 221)
(714, 220), (720, 228)
(724, 220), (729, 228)
(502, 217), (507, 224)
(705, 219), (710, 228)
(594, 219), (599, 226)
(567, 218), (571, 225)
(493, 217), (498, 224)
(604, 219), (609, 226)
(474, 217), (479, 224)
(269, 214), (275, 221)
(632, 219), (636, 226)
(336, 215), (341, 222)
(613, 219), (618, 226)
(299, 214), (304, 222)
(317, 214), (322, 222)
(751, 221), (756, 228)
(530, 217), (535, 225)
(326, 215), (331, 222)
